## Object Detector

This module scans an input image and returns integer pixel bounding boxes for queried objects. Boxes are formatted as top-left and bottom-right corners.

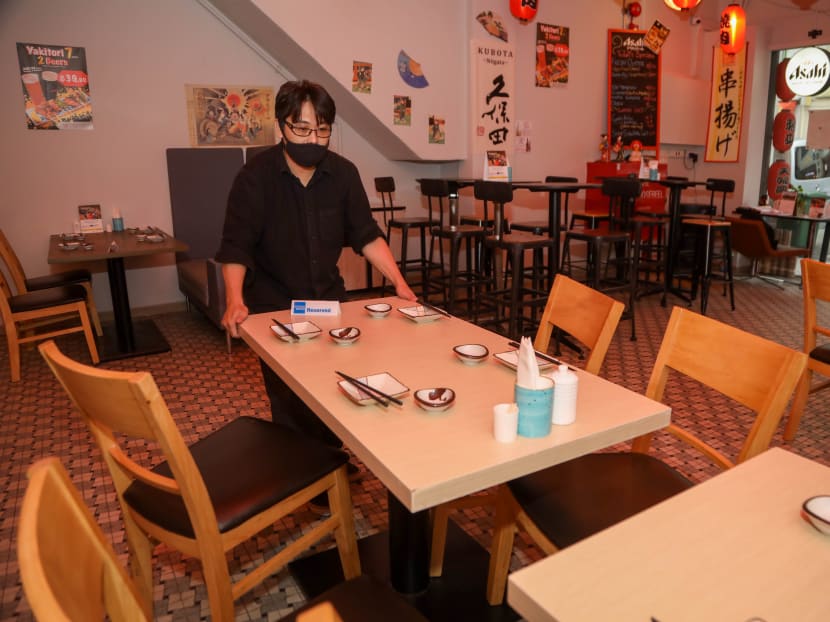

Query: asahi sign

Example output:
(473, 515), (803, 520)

(785, 47), (830, 97)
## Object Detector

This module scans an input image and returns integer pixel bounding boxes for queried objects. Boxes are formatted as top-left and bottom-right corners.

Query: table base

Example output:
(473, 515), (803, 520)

(97, 318), (172, 362)
(289, 522), (519, 622)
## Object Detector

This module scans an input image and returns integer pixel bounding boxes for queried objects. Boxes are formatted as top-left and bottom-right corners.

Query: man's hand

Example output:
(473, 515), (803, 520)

(222, 302), (249, 337)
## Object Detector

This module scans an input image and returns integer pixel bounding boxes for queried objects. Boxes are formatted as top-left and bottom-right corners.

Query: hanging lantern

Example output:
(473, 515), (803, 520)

(627, 2), (642, 29)
(664, 0), (702, 11)
(510, 0), (538, 22)
(772, 110), (796, 153)
(767, 159), (791, 201)
(720, 4), (746, 55)
(776, 59), (796, 102)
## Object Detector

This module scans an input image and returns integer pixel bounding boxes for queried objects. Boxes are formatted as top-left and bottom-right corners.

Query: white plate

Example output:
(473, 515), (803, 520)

(493, 350), (555, 371)
(270, 321), (322, 342)
(58, 242), (80, 251)
(143, 234), (164, 243)
(338, 372), (409, 406)
(398, 305), (445, 323)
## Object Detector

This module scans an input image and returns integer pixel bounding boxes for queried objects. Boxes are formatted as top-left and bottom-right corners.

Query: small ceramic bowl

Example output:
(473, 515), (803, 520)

(365, 302), (392, 318)
(329, 326), (361, 345)
(803, 495), (830, 535)
(414, 387), (456, 412)
(453, 344), (489, 365)
(58, 242), (81, 251)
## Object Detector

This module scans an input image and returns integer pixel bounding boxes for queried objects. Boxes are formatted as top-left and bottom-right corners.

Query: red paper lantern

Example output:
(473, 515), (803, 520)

(628, 2), (642, 17)
(776, 59), (796, 102)
(510, 0), (538, 22)
(772, 110), (796, 153)
(720, 4), (746, 55)
(767, 160), (791, 200)
(664, 0), (702, 11)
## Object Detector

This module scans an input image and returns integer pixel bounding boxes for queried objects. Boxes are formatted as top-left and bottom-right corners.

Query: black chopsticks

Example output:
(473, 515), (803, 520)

(416, 299), (451, 318)
(336, 371), (404, 407)
(507, 341), (578, 372)
(272, 318), (300, 340)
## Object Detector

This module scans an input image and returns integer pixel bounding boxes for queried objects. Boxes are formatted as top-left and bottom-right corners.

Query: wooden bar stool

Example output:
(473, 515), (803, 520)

(681, 217), (735, 315)
(375, 176), (438, 299)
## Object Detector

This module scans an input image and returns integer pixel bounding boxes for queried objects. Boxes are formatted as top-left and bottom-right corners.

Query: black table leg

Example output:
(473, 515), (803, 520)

(388, 492), (430, 594)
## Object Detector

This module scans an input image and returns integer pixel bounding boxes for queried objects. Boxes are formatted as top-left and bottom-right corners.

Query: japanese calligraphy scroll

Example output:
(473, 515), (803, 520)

(472, 39), (516, 161)
(705, 46), (747, 163)
(607, 30), (660, 154)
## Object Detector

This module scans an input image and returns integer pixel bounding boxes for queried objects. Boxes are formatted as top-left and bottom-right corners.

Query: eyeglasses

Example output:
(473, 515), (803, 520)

(284, 121), (332, 138)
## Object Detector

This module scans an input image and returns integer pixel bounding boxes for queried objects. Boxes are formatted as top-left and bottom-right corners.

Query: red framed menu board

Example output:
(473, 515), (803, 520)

(607, 30), (660, 155)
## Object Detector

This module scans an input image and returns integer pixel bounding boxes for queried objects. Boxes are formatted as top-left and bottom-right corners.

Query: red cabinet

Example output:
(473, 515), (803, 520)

(585, 161), (669, 215)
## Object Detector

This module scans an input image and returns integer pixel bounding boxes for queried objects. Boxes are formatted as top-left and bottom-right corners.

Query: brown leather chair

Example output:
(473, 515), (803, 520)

(726, 216), (808, 287)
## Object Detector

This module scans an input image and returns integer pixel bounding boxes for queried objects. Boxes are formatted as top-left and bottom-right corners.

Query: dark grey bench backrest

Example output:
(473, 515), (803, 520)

(166, 147), (244, 261)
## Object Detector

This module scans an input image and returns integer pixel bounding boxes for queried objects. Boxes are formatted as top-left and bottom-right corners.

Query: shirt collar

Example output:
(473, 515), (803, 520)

(276, 141), (332, 181)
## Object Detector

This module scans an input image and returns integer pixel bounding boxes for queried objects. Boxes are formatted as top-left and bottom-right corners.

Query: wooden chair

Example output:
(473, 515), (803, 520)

(784, 258), (830, 440)
(0, 265), (99, 382)
(428, 275), (624, 577)
(485, 306), (806, 604)
(38, 340), (362, 622)
(19, 457), (149, 621)
(0, 228), (102, 336)
(19, 458), (427, 622)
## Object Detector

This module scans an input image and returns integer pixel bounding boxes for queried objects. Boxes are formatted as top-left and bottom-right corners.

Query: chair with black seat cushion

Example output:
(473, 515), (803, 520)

(39, 340), (362, 622)
(483, 306), (806, 604)
(476, 180), (555, 338)
(373, 177), (434, 296)
(784, 258), (830, 441)
(726, 216), (808, 287)
(0, 267), (99, 382)
(19, 458), (426, 622)
(0, 228), (102, 336)
(428, 274), (624, 579)
(705, 177), (735, 218)
(420, 178), (490, 316)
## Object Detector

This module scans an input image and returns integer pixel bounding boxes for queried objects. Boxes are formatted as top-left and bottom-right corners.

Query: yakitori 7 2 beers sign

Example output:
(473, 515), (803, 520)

(17, 42), (93, 130)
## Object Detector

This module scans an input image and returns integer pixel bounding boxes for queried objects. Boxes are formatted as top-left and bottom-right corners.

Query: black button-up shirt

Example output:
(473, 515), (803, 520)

(215, 144), (383, 312)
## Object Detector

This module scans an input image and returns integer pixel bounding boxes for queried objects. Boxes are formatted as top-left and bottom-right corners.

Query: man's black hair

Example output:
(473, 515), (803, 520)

(274, 80), (336, 127)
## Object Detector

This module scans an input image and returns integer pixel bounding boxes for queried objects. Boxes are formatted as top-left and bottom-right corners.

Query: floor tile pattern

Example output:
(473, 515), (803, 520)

(1, 280), (828, 621)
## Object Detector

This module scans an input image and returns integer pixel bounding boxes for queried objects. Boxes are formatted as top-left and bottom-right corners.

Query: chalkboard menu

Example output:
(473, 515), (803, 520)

(607, 30), (660, 152)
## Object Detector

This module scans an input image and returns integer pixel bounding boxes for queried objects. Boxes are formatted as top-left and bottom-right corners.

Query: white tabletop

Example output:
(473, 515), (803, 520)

(507, 447), (830, 622)
(241, 297), (670, 512)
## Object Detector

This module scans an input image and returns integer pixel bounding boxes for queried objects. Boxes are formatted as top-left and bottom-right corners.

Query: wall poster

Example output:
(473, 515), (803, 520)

(535, 23), (569, 87)
(705, 45), (747, 163)
(472, 39), (516, 164)
(185, 85), (275, 147)
(17, 42), (93, 130)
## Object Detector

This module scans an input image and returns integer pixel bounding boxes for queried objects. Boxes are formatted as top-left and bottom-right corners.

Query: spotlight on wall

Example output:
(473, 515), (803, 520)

(664, 0), (702, 11)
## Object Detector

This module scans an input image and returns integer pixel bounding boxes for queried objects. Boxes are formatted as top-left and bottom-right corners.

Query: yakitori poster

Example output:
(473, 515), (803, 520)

(17, 42), (93, 130)
(185, 85), (275, 147)
(535, 23), (569, 87)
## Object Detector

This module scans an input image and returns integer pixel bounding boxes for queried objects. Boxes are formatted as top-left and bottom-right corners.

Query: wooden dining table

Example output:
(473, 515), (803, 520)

(48, 229), (187, 361)
(507, 447), (830, 622)
(241, 296), (670, 620)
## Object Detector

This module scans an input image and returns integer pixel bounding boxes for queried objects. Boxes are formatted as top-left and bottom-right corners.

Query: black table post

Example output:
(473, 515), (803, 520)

(106, 257), (134, 351)
(387, 491), (430, 594)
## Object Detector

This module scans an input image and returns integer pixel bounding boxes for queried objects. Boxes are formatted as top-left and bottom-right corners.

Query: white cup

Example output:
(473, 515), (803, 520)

(493, 402), (519, 443)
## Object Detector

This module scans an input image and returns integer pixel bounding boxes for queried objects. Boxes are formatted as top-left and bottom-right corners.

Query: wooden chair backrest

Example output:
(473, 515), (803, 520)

(0, 228), (28, 293)
(641, 307), (806, 467)
(18, 457), (148, 622)
(533, 274), (624, 375)
(37, 340), (226, 578)
(800, 258), (830, 351)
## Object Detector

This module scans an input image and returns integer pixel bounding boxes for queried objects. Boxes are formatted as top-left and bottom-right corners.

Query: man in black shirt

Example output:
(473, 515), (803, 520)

(217, 80), (415, 452)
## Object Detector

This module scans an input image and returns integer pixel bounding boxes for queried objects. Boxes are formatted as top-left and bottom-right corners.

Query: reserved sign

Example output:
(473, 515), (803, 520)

(290, 300), (341, 316)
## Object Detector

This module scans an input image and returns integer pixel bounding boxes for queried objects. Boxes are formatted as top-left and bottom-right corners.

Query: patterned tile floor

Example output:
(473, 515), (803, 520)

(1, 280), (828, 621)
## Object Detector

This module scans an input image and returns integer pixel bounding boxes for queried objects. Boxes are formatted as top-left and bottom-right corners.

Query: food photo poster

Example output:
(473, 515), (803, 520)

(17, 42), (93, 130)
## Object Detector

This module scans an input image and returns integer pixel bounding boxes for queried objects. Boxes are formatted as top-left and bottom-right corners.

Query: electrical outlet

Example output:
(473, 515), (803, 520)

(687, 152), (699, 164)
(668, 150), (684, 159)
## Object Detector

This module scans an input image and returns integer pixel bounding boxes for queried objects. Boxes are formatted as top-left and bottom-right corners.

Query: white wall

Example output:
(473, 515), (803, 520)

(2, 0), (825, 312)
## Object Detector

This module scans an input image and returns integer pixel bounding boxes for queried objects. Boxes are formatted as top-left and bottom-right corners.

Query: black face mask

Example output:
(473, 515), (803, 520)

(283, 139), (328, 168)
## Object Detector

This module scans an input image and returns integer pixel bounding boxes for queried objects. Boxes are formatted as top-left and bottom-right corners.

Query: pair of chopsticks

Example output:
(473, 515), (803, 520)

(416, 299), (451, 318)
(272, 318), (300, 340)
(336, 371), (404, 407)
(507, 341), (578, 372)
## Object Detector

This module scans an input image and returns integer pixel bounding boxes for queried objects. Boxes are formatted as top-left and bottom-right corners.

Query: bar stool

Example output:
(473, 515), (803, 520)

(376, 176), (437, 299)
(705, 177), (735, 218)
(476, 181), (555, 339)
(511, 175), (578, 236)
(680, 217), (735, 315)
(561, 177), (640, 339)
(420, 178), (489, 317)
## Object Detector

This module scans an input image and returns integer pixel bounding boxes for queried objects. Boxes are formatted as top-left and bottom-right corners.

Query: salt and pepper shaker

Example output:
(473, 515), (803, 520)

(550, 364), (578, 425)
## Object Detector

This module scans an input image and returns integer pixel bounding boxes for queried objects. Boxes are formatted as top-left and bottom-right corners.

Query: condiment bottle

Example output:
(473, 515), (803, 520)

(551, 364), (578, 425)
